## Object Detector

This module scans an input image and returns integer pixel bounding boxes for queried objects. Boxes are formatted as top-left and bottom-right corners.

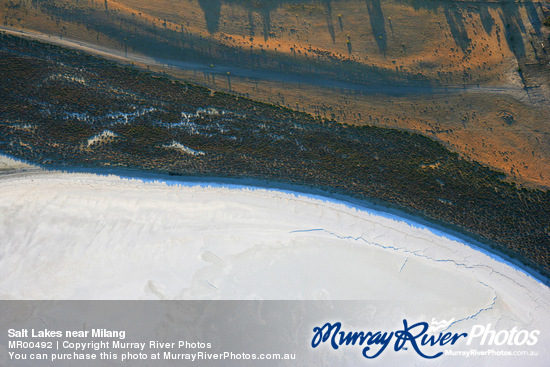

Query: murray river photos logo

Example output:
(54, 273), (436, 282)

(310, 319), (540, 359)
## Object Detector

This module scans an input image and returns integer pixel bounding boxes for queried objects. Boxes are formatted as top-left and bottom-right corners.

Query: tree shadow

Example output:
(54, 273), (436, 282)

(247, 10), (255, 37)
(198, 0), (222, 33)
(443, 4), (470, 52)
(198, 0), (288, 40)
(408, 0), (440, 12)
(524, 1), (542, 36)
(261, 7), (272, 41)
(365, 0), (387, 55)
(196, 0), (536, 65)
(500, 2), (526, 60)
(198, 0), (339, 42)
(479, 5), (494, 35)
(399, 0), (537, 61)
(323, 0), (336, 43)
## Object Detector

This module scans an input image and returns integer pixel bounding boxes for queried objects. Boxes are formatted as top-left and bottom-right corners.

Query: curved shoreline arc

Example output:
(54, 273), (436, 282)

(2, 152), (548, 289)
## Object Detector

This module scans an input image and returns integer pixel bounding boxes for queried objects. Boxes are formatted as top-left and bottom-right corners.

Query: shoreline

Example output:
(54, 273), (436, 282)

(1, 153), (548, 288)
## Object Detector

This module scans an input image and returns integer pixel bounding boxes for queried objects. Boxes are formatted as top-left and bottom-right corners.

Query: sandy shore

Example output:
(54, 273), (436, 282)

(0, 154), (38, 172)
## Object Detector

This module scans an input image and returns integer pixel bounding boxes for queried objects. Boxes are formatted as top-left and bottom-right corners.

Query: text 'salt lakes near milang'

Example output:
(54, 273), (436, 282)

(7, 329), (126, 339)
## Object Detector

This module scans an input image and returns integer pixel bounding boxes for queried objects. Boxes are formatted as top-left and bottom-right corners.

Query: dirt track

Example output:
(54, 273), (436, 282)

(0, 26), (532, 100)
